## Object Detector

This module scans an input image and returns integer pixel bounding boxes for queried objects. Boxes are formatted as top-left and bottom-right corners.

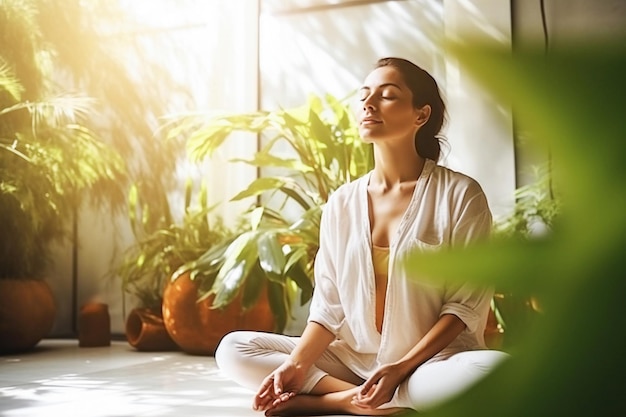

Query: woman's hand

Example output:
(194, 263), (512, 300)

(351, 362), (408, 410)
(252, 358), (306, 412)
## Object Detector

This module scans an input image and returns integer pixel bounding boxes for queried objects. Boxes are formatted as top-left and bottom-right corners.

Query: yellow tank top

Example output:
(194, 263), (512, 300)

(372, 245), (389, 276)
(372, 245), (389, 333)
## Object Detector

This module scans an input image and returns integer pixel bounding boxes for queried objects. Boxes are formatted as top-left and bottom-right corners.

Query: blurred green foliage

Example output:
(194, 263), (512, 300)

(403, 41), (626, 415)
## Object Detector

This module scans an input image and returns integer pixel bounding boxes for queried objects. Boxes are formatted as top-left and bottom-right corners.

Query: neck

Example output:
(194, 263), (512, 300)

(371, 149), (425, 188)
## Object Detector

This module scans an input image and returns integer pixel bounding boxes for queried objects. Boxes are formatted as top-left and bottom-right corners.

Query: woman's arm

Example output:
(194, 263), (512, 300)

(289, 321), (337, 370)
(353, 314), (466, 409)
(394, 313), (466, 373)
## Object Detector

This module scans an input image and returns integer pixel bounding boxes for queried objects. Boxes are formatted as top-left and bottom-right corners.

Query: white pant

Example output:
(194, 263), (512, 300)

(215, 331), (509, 412)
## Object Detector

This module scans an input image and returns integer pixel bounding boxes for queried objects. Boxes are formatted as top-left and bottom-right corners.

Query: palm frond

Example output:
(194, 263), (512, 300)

(0, 59), (24, 101)
(0, 95), (95, 128)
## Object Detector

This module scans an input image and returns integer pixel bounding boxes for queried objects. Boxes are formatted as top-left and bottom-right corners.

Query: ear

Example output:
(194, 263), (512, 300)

(414, 105), (431, 128)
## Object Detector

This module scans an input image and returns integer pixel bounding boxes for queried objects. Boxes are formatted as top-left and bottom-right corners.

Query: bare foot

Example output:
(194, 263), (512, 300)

(264, 387), (408, 416)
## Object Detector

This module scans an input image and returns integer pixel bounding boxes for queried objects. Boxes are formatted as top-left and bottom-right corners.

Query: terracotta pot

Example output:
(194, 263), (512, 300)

(162, 272), (275, 356)
(126, 307), (179, 351)
(78, 302), (111, 347)
(0, 279), (56, 354)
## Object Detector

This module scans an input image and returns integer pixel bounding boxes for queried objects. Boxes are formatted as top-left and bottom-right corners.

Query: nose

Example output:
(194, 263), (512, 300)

(362, 95), (376, 112)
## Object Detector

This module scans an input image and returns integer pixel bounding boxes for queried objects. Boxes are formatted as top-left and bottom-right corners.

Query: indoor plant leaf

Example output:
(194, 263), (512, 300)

(257, 231), (286, 283)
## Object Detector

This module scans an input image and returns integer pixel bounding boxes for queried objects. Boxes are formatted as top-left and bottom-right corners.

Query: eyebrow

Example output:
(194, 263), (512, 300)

(359, 83), (403, 91)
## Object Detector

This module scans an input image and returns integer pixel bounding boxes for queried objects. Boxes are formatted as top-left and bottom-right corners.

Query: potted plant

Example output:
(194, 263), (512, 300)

(115, 177), (272, 354)
(166, 93), (374, 334)
(0, 9), (127, 352)
(1, 0), (202, 354)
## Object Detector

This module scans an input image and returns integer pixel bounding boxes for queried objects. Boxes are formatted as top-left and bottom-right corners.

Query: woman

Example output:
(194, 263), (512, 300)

(215, 57), (508, 416)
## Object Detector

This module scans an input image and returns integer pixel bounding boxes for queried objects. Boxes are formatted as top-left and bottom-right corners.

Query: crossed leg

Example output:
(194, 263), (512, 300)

(214, 331), (407, 416)
(215, 331), (508, 416)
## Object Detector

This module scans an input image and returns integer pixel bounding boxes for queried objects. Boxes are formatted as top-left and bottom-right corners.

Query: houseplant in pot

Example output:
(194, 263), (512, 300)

(167, 93), (374, 335)
(1, 0), (194, 354)
(0, 63), (126, 354)
(115, 179), (179, 352)
(116, 177), (274, 354)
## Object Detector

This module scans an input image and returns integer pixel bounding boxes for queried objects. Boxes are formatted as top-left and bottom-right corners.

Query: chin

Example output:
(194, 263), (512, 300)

(359, 132), (383, 144)
(358, 129), (376, 143)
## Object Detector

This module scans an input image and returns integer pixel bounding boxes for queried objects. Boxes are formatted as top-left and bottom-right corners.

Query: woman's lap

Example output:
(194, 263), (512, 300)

(215, 330), (508, 411)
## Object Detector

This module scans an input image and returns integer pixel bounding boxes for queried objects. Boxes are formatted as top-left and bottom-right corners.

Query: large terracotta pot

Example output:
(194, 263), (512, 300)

(0, 279), (56, 354)
(162, 272), (275, 355)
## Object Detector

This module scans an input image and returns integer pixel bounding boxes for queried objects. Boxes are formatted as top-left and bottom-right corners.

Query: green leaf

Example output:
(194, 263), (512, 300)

(266, 280), (288, 333)
(0, 143), (31, 162)
(0, 60), (24, 101)
(240, 261), (264, 310)
(402, 238), (555, 291)
(209, 232), (258, 308)
(229, 177), (286, 201)
(257, 231), (285, 282)
(249, 206), (264, 230)
(186, 123), (234, 161)
(286, 259), (314, 306)
(278, 185), (313, 211)
(173, 237), (233, 281)
(231, 153), (313, 173)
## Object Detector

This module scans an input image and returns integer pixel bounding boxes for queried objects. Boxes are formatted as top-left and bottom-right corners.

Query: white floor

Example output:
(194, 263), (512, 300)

(0, 339), (349, 417)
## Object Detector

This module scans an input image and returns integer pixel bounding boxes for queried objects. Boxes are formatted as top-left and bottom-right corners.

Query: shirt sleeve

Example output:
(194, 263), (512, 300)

(440, 184), (494, 333)
(307, 201), (345, 335)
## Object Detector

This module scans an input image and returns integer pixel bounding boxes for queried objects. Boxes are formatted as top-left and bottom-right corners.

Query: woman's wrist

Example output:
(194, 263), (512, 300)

(287, 354), (311, 372)
(392, 358), (421, 380)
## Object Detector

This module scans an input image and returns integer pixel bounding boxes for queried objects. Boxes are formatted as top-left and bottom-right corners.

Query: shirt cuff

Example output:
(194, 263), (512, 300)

(440, 303), (481, 333)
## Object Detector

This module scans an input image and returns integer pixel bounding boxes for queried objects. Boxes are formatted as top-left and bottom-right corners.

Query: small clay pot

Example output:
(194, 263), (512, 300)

(78, 302), (111, 347)
(125, 307), (179, 351)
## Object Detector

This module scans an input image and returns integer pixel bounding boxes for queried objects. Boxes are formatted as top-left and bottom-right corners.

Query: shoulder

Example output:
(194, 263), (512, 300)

(426, 162), (491, 223)
(325, 172), (369, 211)
(429, 163), (486, 200)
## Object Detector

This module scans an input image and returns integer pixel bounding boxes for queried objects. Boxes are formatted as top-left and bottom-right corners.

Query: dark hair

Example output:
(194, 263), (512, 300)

(375, 57), (447, 161)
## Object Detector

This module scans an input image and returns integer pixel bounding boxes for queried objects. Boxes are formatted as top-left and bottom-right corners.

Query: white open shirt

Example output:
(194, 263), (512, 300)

(308, 159), (494, 379)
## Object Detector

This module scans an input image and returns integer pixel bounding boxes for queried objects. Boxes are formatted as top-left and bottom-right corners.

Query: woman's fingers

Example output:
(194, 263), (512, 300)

(353, 382), (393, 409)
(253, 376), (276, 409)
(273, 373), (284, 395)
(353, 383), (376, 405)
(359, 370), (382, 395)
(256, 376), (273, 397)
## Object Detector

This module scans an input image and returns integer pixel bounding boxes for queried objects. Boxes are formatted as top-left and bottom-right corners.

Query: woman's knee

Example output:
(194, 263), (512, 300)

(400, 350), (510, 411)
(214, 330), (251, 372)
(461, 349), (510, 374)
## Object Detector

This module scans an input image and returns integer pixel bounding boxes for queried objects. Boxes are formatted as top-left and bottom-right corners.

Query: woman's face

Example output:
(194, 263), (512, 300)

(358, 66), (421, 145)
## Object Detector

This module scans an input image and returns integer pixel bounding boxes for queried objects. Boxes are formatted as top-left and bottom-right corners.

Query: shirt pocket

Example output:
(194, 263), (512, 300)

(411, 236), (443, 252)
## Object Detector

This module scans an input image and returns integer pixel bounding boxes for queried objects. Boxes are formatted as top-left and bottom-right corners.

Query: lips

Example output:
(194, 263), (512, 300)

(360, 117), (381, 125)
